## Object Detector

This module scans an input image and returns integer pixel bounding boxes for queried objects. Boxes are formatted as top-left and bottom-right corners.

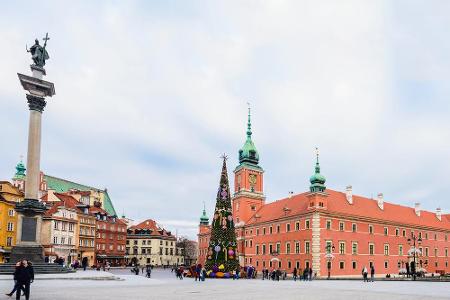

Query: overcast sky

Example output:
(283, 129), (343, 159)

(1, 1), (449, 239)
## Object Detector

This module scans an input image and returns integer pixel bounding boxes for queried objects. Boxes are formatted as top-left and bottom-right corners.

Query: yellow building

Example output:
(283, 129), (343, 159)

(0, 180), (24, 263)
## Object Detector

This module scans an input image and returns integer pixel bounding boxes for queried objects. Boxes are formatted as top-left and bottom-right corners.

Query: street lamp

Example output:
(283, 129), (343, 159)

(324, 244), (335, 279)
(407, 232), (422, 281)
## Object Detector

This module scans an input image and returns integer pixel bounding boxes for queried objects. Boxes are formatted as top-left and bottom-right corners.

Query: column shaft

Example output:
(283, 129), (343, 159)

(25, 110), (42, 200)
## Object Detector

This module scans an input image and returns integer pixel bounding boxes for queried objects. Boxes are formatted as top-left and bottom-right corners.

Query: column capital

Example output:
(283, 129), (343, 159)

(26, 94), (46, 112)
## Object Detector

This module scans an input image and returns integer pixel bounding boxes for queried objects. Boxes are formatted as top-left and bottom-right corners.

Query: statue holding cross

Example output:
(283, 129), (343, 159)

(27, 33), (50, 67)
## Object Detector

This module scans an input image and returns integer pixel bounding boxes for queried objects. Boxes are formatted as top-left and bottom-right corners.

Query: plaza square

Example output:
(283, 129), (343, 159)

(1, 1), (450, 299)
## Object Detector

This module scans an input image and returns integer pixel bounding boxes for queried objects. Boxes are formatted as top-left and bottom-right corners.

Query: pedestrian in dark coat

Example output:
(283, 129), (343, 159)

(308, 267), (313, 281)
(303, 268), (308, 281)
(14, 261), (32, 300)
(370, 265), (375, 282)
(293, 267), (297, 281)
(362, 266), (368, 282)
(6, 262), (23, 297)
(82, 257), (88, 271)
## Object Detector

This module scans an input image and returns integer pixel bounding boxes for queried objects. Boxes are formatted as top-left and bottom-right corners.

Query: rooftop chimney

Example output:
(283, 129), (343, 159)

(436, 207), (442, 221)
(47, 189), (57, 201)
(288, 191), (294, 199)
(377, 193), (384, 210)
(414, 202), (421, 217)
(345, 185), (353, 204)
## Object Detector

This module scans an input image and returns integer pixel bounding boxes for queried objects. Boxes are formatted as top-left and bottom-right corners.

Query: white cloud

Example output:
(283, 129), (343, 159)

(1, 1), (449, 239)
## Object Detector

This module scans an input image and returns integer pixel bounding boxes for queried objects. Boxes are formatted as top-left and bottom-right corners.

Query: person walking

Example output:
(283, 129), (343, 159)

(293, 267), (297, 281)
(82, 257), (88, 271)
(370, 265), (375, 282)
(303, 268), (308, 281)
(13, 260), (31, 300)
(362, 266), (368, 282)
(201, 267), (207, 281)
(146, 265), (152, 278)
(308, 267), (313, 281)
(194, 264), (201, 282)
(5, 262), (23, 297)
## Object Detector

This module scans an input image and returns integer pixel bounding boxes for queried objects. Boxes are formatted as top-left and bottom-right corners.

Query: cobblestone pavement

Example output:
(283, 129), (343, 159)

(0, 268), (448, 300)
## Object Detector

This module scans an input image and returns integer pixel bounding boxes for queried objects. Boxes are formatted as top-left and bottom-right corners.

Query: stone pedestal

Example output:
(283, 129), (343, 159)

(11, 65), (54, 264)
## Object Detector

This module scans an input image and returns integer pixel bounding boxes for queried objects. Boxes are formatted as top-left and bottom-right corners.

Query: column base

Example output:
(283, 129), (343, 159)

(10, 244), (45, 263)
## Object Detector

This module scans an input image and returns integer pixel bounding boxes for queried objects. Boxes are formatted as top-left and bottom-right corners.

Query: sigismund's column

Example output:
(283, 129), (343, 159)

(11, 34), (55, 263)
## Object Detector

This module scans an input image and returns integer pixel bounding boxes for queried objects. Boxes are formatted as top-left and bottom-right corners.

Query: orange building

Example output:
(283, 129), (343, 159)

(198, 109), (450, 277)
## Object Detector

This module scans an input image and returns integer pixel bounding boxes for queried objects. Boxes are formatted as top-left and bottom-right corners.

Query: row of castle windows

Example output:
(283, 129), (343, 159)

(247, 220), (311, 236)
(252, 241), (449, 257)
(244, 258), (450, 271)
(245, 219), (448, 242)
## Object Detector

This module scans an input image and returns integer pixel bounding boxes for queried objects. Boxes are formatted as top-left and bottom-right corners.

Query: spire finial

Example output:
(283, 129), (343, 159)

(315, 147), (320, 173)
(19, 154), (24, 162)
(246, 102), (252, 139)
(315, 147), (319, 164)
(203, 201), (206, 212)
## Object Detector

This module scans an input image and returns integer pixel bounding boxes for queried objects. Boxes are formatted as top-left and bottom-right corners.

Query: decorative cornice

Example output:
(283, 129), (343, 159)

(233, 190), (265, 200)
(26, 94), (46, 112)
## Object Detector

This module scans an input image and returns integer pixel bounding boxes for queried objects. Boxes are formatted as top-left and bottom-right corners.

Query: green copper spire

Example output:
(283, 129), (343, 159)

(200, 202), (209, 225)
(309, 147), (326, 193)
(13, 158), (26, 180)
(238, 105), (259, 165)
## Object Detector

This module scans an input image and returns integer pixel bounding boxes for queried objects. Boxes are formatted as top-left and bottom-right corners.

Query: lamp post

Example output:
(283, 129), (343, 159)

(407, 232), (422, 281)
(324, 244), (335, 279)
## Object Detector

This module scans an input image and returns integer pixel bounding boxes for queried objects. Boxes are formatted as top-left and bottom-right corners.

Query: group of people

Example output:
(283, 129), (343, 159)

(175, 266), (185, 279)
(193, 264), (207, 281)
(71, 257), (90, 271)
(291, 267), (314, 281)
(130, 264), (153, 278)
(362, 265), (375, 282)
(5, 260), (34, 300)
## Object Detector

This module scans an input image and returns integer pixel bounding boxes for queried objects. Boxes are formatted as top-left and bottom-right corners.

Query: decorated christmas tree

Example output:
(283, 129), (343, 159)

(205, 156), (239, 276)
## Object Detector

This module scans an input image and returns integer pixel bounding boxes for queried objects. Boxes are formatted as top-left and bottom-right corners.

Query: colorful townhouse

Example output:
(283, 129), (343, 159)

(90, 204), (126, 267)
(0, 180), (24, 262)
(126, 219), (184, 267)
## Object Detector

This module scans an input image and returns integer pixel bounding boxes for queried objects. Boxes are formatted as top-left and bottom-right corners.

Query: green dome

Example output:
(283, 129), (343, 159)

(310, 172), (326, 185)
(13, 160), (26, 180)
(200, 208), (209, 225)
(309, 149), (326, 193)
(238, 107), (259, 165)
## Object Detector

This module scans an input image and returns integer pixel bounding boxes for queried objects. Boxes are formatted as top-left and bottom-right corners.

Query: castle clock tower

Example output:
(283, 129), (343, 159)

(232, 107), (265, 225)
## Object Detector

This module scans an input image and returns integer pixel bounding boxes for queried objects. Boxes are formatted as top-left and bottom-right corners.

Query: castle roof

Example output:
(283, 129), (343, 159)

(246, 189), (450, 230)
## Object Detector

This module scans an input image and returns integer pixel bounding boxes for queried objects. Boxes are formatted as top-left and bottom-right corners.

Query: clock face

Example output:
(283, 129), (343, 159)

(249, 174), (257, 184)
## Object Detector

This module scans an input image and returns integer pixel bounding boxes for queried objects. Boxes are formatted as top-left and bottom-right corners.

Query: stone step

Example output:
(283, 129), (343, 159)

(0, 263), (74, 274)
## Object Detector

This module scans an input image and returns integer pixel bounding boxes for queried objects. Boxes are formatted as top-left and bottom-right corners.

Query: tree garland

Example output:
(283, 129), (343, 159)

(205, 157), (239, 274)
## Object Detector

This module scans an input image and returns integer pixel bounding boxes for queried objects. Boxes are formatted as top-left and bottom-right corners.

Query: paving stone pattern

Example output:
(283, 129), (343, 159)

(0, 268), (448, 300)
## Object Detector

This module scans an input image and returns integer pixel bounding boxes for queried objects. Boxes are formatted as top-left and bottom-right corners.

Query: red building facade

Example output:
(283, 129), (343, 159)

(198, 110), (450, 277)
(90, 204), (127, 266)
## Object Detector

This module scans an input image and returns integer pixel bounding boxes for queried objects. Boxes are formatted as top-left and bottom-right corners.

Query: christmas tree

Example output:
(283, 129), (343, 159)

(205, 156), (239, 276)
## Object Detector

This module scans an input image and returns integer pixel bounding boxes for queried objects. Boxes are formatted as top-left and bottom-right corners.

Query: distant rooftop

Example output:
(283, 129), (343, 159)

(44, 174), (117, 216)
